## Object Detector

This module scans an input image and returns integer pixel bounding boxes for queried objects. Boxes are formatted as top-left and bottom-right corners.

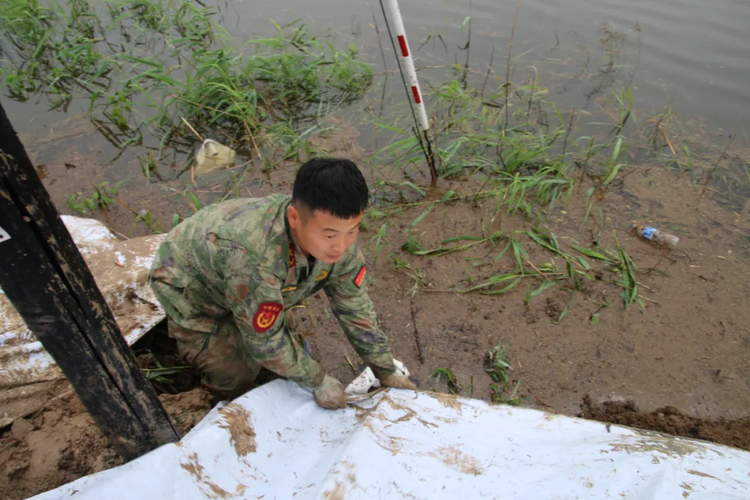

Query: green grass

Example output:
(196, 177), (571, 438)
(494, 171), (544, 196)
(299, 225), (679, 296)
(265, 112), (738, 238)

(1, 0), (372, 167)
(370, 69), (640, 219)
(431, 367), (462, 395)
(159, 21), (373, 146)
(67, 181), (120, 214)
(409, 231), (506, 258)
(485, 342), (521, 406)
(390, 218), (644, 321)
(462, 228), (642, 311)
(132, 208), (166, 235)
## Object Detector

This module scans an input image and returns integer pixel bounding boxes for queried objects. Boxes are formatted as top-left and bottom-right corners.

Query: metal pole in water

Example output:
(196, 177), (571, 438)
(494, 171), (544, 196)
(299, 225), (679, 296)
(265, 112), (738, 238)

(380, 0), (439, 183)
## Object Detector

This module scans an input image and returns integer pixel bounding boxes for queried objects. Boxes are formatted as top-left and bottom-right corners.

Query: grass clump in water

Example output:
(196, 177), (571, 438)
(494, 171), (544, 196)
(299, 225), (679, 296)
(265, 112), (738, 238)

(160, 20), (373, 148)
(372, 78), (577, 218)
(0, 1), (373, 160)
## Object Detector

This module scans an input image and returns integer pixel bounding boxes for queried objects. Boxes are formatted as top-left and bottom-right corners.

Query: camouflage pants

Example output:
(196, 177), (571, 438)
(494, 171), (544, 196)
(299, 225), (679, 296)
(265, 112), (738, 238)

(152, 278), (310, 398)
(167, 318), (261, 398)
(151, 277), (262, 398)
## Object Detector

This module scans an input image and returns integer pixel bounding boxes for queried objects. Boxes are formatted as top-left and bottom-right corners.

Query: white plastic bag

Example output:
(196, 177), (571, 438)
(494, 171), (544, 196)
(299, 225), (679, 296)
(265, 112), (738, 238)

(195, 139), (236, 173)
(345, 359), (411, 394)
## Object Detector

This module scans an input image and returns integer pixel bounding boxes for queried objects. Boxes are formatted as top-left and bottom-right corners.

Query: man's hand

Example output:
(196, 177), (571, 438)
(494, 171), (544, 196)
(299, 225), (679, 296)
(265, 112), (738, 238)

(313, 375), (347, 409)
(378, 372), (417, 390)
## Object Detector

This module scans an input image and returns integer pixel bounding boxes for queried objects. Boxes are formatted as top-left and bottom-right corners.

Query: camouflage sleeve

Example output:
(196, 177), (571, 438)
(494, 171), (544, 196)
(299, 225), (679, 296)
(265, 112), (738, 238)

(324, 247), (396, 375)
(226, 257), (326, 389)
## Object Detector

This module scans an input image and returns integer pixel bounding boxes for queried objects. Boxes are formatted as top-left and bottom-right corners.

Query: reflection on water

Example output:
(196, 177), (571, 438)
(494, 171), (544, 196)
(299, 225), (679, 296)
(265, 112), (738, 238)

(220, 0), (750, 133)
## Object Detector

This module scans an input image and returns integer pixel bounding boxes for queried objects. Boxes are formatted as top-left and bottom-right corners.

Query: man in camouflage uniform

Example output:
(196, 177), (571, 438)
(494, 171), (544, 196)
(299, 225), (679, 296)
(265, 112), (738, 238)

(149, 158), (415, 409)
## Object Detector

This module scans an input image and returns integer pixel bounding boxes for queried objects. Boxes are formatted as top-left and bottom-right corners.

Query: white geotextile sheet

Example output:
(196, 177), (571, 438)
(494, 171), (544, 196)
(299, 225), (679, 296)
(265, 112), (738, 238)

(31, 380), (750, 499)
(0, 216), (165, 426)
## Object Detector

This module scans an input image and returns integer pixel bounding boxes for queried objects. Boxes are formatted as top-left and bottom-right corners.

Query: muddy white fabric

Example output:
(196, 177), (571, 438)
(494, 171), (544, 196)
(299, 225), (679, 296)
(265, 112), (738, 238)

(31, 379), (750, 500)
(0, 216), (165, 426)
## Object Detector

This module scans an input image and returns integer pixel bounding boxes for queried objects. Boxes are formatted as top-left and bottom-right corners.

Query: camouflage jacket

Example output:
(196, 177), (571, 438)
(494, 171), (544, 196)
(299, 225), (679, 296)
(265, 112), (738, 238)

(149, 194), (396, 388)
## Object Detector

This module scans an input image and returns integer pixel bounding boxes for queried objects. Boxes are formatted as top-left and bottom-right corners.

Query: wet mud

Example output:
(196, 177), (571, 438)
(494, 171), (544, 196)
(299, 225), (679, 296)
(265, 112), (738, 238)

(0, 387), (212, 500)
(580, 395), (750, 452)
(2, 113), (749, 498)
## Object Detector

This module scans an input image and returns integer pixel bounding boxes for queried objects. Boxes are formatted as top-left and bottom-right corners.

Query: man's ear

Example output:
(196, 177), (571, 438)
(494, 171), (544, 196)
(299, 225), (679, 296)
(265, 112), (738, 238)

(288, 204), (301, 230)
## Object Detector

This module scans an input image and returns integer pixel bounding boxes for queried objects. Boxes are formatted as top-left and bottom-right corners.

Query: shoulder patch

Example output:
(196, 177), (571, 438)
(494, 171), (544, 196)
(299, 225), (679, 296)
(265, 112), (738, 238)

(314, 269), (329, 282)
(289, 242), (296, 268)
(253, 302), (283, 333)
(354, 266), (367, 288)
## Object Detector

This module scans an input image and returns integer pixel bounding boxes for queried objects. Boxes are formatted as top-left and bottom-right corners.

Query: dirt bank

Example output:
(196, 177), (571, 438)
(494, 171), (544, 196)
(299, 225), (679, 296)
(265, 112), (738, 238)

(580, 395), (750, 452)
(0, 388), (212, 500)
(21, 119), (750, 422)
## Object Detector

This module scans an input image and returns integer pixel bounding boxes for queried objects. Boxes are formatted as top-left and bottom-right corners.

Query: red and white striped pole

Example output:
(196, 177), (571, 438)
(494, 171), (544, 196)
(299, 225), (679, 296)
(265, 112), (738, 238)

(384, 0), (430, 132)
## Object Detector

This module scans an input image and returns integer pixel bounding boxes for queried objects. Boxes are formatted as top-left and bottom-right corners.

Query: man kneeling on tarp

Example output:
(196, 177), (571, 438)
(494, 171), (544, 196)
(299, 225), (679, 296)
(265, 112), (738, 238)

(149, 158), (415, 409)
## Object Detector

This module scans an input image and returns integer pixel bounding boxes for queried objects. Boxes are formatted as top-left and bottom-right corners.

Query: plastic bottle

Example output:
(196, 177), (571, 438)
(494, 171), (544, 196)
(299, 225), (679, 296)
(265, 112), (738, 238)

(635, 225), (679, 248)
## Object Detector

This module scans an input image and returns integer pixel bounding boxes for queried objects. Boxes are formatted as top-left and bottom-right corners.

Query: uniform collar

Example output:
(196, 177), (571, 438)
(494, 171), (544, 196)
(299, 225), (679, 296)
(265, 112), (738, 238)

(284, 202), (312, 280)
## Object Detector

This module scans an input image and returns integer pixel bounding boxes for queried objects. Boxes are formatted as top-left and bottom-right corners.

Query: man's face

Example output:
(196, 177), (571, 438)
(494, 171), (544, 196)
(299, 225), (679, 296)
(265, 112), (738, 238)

(288, 205), (362, 264)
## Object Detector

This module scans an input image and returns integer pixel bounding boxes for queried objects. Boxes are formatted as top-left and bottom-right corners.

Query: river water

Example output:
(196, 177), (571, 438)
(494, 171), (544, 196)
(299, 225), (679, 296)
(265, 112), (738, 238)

(225, 0), (750, 134)
(3, 0), (749, 136)
(1, 0), (749, 221)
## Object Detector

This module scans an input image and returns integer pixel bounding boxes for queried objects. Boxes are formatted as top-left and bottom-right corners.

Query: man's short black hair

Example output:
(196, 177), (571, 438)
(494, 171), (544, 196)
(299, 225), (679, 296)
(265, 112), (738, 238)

(292, 158), (369, 219)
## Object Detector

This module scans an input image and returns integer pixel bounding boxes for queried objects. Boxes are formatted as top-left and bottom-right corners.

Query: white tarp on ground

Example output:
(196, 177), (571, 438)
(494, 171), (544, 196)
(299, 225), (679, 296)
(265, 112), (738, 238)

(0, 216), (165, 426)
(31, 380), (750, 500)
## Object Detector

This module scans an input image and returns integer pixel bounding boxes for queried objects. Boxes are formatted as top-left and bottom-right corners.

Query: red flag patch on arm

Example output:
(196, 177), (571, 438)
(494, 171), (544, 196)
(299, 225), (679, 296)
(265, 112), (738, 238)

(253, 302), (283, 333)
(354, 266), (367, 288)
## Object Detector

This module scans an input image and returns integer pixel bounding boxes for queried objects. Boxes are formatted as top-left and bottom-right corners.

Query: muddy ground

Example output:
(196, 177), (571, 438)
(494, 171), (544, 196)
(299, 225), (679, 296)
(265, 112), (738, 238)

(1, 118), (749, 498)
(0, 387), (213, 500)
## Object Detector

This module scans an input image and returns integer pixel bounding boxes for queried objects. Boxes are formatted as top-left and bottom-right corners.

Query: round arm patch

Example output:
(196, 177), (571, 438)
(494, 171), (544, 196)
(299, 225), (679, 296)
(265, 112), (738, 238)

(253, 302), (283, 333)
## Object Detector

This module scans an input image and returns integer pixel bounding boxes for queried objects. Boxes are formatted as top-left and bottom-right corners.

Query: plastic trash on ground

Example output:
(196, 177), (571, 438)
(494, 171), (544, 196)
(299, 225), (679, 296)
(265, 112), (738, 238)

(195, 139), (236, 174)
(632, 223), (679, 248)
(345, 359), (410, 395)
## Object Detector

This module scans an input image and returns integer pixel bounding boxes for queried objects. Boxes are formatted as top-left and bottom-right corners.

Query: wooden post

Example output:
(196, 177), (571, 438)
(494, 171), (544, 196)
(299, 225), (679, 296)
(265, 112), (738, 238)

(0, 101), (179, 459)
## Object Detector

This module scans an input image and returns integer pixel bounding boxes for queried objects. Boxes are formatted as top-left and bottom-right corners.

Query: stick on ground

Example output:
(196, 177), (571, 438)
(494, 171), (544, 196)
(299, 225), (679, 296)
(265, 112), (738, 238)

(410, 299), (425, 364)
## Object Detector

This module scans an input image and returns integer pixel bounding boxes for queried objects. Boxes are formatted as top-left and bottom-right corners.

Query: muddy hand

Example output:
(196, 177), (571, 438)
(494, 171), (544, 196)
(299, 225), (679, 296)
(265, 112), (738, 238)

(378, 373), (417, 390)
(313, 375), (347, 410)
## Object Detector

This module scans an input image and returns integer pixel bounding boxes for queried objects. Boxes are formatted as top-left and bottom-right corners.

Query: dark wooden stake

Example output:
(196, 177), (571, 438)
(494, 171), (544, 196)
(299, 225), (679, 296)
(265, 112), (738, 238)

(0, 101), (179, 459)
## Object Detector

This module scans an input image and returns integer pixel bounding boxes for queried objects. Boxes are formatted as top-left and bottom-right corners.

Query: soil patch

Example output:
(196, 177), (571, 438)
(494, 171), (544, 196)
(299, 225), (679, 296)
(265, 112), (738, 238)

(580, 395), (750, 452)
(218, 404), (257, 456)
(0, 387), (212, 500)
(307, 166), (750, 426)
